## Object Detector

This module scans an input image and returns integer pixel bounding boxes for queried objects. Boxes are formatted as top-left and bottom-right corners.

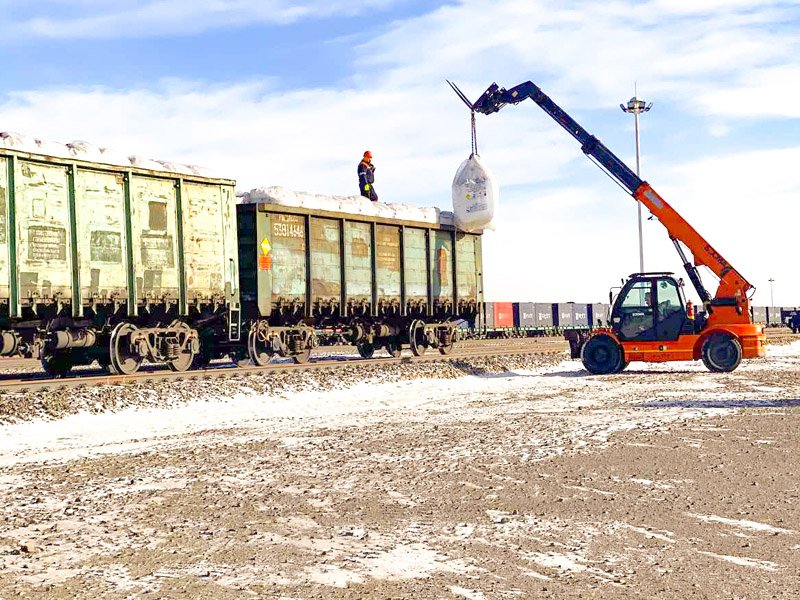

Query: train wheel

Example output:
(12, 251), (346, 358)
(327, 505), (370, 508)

(191, 350), (212, 370)
(191, 333), (215, 369)
(438, 342), (454, 355)
(247, 325), (272, 367)
(109, 322), (142, 375)
(41, 351), (73, 377)
(167, 323), (197, 372)
(409, 320), (427, 357)
(701, 333), (742, 373)
(356, 342), (375, 359)
(293, 347), (312, 364)
(438, 328), (455, 355)
(385, 339), (402, 358)
(580, 335), (622, 375)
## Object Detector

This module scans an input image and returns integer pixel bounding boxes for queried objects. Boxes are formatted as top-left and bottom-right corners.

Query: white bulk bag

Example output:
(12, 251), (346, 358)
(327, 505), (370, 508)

(451, 153), (497, 232)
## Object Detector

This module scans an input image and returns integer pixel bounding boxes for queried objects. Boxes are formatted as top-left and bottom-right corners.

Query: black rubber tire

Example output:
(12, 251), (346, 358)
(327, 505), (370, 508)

(701, 333), (742, 373)
(581, 335), (623, 375)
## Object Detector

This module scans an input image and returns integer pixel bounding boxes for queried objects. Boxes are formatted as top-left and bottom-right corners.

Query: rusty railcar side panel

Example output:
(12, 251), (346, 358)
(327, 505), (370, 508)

(455, 233), (478, 302)
(182, 182), (227, 302)
(403, 227), (427, 303)
(75, 169), (127, 304)
(344, 221), (372, 303)
(15, 161), (72, 303)
(375, 224), (401, 301)
(0, 157), (8, 300)
(129, 176), (179, 301)
(309, 217), (341, 305)
(431, 230), (453, 303)
(268, 212), (306, 303)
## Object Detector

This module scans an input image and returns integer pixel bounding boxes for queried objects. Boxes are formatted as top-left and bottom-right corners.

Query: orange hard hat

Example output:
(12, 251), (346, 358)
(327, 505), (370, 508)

(363, 150), (372, 159)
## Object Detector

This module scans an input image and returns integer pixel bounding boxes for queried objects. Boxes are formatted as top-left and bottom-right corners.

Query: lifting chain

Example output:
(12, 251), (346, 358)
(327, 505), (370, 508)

(470, 110), (478, 157)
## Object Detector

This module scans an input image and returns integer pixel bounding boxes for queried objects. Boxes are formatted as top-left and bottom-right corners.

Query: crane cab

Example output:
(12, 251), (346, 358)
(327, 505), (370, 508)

(610, 273), (692, 343)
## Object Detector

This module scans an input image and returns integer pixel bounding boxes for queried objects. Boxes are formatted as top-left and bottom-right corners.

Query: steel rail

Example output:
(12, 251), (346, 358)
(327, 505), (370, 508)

(0, 341), (569, 394)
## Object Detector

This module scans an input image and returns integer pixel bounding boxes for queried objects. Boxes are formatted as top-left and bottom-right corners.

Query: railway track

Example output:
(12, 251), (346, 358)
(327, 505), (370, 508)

(0, 338), (569, 394)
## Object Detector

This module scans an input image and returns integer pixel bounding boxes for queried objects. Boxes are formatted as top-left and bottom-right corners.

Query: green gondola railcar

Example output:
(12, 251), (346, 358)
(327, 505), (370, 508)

(236, 199), (483, 363)
(0, 146), (240, 375)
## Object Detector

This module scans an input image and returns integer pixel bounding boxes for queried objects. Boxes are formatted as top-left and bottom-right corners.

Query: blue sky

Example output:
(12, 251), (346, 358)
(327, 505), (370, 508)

(1, 0), (799, 306)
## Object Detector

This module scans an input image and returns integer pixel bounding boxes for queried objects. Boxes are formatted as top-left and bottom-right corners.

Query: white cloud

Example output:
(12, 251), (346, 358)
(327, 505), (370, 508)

(1, 0), (404, 39)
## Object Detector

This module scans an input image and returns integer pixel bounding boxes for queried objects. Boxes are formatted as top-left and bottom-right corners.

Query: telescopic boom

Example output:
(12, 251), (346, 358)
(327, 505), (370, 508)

(469, 81), (753, 318)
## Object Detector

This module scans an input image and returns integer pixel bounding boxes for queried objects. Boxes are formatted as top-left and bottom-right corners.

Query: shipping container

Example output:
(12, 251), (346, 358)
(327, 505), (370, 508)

(534, 303), (554, 328)
(492, 302), (514, 329)
(571, 303), (589, 327)
(483, 302), (495, 329)
(751, 306), (767, 324)
(589, 303), (610, 327)
(515, 302), (537, 328)
(784, 308), (800, 332)
(767, 306), (784, 326)
(553, 303), (573, 328)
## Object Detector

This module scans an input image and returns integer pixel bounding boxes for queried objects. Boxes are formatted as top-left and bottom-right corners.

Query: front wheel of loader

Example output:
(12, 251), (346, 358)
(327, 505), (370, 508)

(701, 333), (742, 373)
(581, 335), (623, 375)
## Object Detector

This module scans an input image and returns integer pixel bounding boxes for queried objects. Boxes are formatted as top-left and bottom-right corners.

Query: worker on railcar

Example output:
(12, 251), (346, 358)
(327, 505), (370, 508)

(357, 150), (378, 202)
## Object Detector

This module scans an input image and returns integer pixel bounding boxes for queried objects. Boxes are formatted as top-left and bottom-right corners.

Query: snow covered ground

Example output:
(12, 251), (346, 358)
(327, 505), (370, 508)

(2, 341), (799, 469)
(1, 341), (799, 598)
(6, 344), (797, 468)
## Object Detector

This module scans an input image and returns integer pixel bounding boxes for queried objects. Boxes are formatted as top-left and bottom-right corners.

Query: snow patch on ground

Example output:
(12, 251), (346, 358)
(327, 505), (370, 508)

(688, 513), (795, 535)
(698, 551), (780, 572)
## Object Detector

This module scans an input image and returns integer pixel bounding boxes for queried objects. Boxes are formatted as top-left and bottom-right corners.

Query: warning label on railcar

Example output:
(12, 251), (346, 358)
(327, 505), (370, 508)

(259, 254), (272, 271)
(28, 226), (67, 261)
(260, 237), (272, 255)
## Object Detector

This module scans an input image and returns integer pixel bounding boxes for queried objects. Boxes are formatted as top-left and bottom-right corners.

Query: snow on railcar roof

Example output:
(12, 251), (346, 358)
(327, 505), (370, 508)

(0, 131), (220, 179)
(240, 185), (457, 227)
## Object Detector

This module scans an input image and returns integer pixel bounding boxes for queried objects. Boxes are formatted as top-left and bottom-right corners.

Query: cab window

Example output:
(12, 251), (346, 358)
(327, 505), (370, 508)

(656, 278), (681, 316)
(621, 281), (652, 307)
(616, 280), (656, 341)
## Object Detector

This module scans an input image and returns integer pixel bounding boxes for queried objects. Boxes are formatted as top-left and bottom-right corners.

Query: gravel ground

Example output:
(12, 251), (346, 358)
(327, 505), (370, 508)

(0, 342), (799, 599)
(0, 353), (561, 424)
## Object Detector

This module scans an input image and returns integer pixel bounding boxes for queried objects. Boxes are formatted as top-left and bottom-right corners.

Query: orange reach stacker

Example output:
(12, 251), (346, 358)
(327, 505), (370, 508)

(452, 80), (765, 374)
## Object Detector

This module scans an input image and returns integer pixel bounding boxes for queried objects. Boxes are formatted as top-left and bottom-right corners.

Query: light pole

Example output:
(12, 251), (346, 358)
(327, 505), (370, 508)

(769, 278), (775, 307)
(621, 92), (652, 274)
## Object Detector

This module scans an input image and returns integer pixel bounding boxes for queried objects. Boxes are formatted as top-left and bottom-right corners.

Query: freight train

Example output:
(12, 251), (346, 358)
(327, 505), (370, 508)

(476, 302), (797, 338)
(0, 139), (482, 375)
(476, 301), (607, 337)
